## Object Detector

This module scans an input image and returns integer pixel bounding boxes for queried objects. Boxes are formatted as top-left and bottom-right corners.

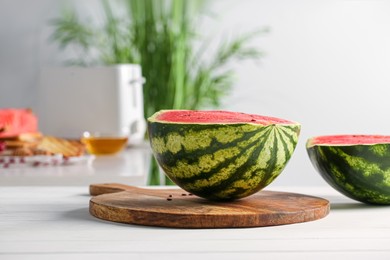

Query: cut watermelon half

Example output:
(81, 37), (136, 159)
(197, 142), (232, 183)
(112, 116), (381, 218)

(148, 110), (301, 200)
(307, 134), (390, 204)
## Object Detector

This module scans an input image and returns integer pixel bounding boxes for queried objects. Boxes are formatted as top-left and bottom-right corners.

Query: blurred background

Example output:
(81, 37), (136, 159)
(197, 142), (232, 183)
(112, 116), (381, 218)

(1, 0), (390, 186)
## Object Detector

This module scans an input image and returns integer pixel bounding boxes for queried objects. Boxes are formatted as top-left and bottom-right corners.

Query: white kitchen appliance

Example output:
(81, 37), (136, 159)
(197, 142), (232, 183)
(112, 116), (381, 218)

(38, 64), (146, 145)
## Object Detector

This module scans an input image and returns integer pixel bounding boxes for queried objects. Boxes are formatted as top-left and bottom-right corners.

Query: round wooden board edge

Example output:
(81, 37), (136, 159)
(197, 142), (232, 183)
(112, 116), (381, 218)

(89, 189), (330, 229)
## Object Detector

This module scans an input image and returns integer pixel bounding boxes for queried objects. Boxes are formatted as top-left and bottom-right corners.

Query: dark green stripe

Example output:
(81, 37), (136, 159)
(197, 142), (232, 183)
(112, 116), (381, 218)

(277, 126), (299, 147)
(326, 146), (388, 191)
(328, 144), (390, 169)
(173, 126), (273, 184)
(310, 146), (390, 202)
(195, 128), (273, 199)
(275, 127), (292, 163)
(258, 128), (280, 187)
(155, 125), (269, 168)
(320, 146), (382, 191)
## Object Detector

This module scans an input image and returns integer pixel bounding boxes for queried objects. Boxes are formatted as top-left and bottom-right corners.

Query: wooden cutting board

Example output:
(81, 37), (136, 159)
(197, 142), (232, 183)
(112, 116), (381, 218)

(89, 183), (330, 229)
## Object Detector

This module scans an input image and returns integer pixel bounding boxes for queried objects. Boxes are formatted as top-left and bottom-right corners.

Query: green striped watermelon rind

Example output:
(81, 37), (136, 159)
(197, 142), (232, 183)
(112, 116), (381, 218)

(148, 111), (300, 201)
(307, 137), (390, 205)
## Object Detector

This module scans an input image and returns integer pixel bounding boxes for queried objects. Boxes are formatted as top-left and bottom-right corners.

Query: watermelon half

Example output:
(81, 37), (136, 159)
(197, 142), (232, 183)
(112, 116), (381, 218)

(147, 110), (301, 201)
(307, 135), (390, 204)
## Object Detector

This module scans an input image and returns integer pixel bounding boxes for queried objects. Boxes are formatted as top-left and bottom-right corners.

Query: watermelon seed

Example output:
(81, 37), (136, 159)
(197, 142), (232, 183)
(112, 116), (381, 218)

(181, 193), (187, 196)
(167, 198), (172, 201)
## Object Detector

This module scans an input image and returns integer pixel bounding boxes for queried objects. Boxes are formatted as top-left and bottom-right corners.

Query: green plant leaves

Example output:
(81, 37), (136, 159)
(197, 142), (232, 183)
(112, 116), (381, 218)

(49, 0), (267, 118)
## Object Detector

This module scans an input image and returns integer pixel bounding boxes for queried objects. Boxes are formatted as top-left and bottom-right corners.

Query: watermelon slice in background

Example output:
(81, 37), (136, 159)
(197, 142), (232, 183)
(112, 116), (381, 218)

(0, 109), (39, 139)
(307, 134), (390, 204)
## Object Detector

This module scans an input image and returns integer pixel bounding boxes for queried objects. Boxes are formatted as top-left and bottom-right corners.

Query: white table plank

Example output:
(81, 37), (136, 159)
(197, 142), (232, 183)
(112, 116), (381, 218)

(1, 186), (390, 259)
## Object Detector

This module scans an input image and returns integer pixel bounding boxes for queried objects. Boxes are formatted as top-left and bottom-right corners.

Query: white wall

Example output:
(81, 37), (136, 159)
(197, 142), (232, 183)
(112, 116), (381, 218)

(215, 0), (390, 186)
(1, 0), (390, 186)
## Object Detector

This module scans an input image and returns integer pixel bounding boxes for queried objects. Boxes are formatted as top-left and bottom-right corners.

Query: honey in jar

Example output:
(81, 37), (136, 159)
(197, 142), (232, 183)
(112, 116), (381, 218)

(82, 132), (128, 155)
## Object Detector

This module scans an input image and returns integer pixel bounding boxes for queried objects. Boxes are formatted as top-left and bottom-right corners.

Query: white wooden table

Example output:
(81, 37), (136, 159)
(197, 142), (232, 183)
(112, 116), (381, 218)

(1, 149), (390, 259)
(2, 186), (390, 259)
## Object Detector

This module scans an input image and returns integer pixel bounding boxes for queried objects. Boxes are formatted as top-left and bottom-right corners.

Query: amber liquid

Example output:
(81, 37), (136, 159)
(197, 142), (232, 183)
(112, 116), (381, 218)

(82, 137), (128, 155)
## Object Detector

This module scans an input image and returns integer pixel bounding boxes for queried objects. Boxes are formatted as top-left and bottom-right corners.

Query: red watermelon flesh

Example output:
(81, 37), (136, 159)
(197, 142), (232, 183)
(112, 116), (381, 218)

(154, 110), (295, 125)
(0, 109), (38, 138)
(308, 135), (390, 146)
